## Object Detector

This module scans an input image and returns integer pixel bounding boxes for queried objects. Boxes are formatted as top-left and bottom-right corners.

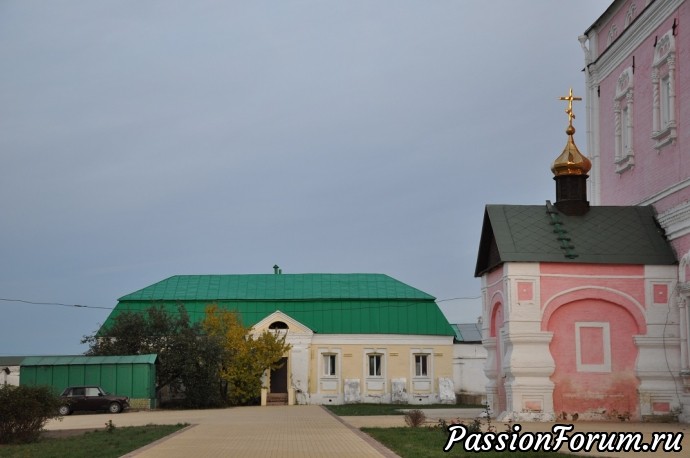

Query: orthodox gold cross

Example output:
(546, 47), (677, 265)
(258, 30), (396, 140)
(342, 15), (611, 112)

(559, 88), (582, 125)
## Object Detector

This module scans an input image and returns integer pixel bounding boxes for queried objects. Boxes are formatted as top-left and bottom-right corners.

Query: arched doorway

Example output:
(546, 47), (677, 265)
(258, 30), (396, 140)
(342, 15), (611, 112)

(267, 321), (289, 405)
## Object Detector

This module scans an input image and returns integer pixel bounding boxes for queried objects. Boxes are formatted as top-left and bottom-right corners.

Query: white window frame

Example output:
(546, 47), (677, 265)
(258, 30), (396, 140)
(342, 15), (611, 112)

(368, 354), (383, 377)
(323, 353), (337, 376)
(410, 349), (434, 394)
(651, 30), (677, 149)
(575, 322), (612, 373)
(614, 66), (634, 173)
(661, 75), (671, 127)
(318, 349), (341, 394)
(363, 349), (387, 393)
(415, 354), (428, 377)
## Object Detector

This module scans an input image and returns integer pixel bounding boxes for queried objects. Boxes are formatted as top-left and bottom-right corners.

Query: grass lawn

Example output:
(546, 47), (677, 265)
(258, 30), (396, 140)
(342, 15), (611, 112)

(0, 423), (187, 458)
(325, 403), (481, 416)
(362, 427), (575, 458)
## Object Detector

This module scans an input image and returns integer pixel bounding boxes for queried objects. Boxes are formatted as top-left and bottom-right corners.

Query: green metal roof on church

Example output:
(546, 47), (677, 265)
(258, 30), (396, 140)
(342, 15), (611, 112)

(103, 274), (453, 336)
(475, 204), (677, 276)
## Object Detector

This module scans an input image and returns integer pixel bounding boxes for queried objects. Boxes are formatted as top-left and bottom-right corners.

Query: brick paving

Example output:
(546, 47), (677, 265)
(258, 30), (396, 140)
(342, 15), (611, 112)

(44, 406), (690, 457)
(45, 405), (398, 457)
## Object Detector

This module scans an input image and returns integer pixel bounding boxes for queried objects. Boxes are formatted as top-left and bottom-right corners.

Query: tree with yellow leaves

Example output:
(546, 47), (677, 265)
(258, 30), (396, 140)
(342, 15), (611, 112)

(202, 304), (291, 405)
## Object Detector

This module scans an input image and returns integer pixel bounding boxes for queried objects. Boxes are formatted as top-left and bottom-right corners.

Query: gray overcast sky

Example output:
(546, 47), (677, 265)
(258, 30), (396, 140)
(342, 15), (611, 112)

(1, 1), (605, 355)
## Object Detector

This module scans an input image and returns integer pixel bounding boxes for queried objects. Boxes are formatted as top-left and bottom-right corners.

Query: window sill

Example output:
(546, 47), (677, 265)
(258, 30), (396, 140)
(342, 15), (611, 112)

(615, 154), (634, 174)
(652, 125), (677, 150)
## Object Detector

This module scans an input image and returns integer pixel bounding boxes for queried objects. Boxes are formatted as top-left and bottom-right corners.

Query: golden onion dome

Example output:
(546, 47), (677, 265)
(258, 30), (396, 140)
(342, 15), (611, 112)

(551, 124), (591, 176)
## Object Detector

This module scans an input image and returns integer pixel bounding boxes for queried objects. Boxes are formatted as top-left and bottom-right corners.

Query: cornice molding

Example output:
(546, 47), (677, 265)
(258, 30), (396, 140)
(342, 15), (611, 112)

(588, 0), (684, 81)
(657, 201), (690, 240)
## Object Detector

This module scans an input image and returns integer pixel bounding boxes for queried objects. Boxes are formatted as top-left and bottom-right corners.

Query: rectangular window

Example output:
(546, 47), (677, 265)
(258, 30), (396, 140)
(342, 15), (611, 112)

(415, 354), (428, 377)
(368, 354), (382, 377)
(661, 75), (671, 128)
(613, 66), (634, 172)
(323, 354), (336, 376)
(621, 105), (630, 151)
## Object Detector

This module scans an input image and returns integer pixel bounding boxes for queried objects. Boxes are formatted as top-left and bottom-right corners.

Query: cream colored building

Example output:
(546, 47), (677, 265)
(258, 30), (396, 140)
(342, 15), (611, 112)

(102, 272), (457, 405)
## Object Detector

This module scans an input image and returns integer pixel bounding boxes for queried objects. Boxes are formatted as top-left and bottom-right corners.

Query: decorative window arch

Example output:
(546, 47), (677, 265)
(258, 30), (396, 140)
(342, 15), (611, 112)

(614, 66), (634, 173)
(652, 30), (677, 149)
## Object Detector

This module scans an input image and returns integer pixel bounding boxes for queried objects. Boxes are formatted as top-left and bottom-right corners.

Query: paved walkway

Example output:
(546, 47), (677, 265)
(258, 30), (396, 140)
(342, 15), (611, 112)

(44, 406), (690, 457)
(44, 406), (398, 457)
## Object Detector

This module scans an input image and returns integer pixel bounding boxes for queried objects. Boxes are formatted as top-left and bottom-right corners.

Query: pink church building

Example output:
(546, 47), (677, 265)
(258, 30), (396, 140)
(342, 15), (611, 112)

(476, 0), (690, 422)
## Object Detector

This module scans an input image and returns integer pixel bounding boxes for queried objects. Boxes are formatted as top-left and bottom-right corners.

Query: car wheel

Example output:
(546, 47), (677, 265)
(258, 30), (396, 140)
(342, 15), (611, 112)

(108, 402), (122, 413)
(58, 405), (71, 416)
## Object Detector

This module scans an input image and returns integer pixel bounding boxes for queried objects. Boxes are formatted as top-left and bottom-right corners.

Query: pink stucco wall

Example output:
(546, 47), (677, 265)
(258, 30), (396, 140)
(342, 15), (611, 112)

(597, 2), (689, 207)
(539, 262), (647, 419)
(540, 263), (646, 310)
(592, 0), (689, 262)
(547, 298), (641, 419)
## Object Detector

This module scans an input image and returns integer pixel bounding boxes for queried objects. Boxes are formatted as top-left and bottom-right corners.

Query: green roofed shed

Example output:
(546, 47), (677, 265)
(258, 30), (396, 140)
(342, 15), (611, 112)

(101, 273), (453, 337)
(20, 354), (157, 409)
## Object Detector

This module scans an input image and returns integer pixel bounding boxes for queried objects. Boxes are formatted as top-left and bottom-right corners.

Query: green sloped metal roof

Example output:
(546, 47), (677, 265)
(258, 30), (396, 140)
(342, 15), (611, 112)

(475, 204), (677, 276)
(21, 354), (157, 366)
(119, 273), (435, 301)
(105, 300), (453, 335)
(102, 274), (453, 337)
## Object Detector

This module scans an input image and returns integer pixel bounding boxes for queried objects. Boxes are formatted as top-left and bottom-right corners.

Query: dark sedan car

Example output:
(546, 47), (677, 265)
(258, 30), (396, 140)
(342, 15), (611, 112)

(58, 386), (129, 415)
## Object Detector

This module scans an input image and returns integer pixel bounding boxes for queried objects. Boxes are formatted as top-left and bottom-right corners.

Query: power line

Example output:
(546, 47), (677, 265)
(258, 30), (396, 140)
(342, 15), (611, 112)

(1, 294), (482, 314)
(0, 298), (112, 310)
(437, 296), (481, 302)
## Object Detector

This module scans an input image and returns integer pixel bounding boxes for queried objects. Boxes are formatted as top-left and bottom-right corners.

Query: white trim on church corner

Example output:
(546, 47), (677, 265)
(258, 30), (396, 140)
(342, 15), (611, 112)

(657, 201), (690, 241)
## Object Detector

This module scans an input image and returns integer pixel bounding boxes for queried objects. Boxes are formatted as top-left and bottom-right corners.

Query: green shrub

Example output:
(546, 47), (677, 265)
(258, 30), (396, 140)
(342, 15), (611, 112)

(0, 384), (62, 444)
